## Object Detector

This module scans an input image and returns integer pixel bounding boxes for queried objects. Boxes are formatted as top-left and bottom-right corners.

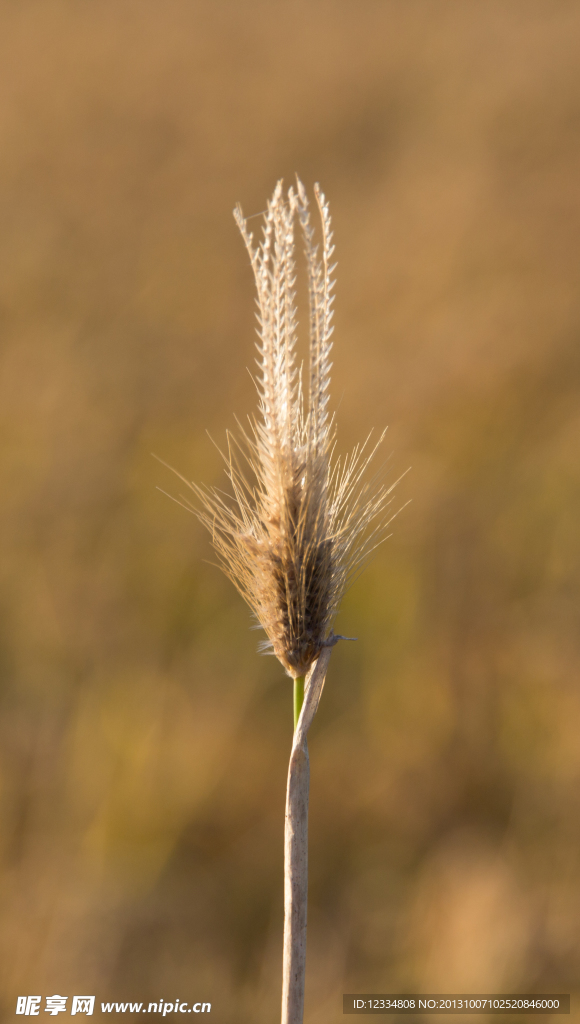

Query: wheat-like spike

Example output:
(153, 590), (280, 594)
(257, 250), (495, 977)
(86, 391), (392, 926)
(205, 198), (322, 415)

(236, 184), (304, 543)
(282, 187), (300, 439)
(294, 178), (334, 460)
(313, 182), (335, 449)
(183, 180), (399, 680)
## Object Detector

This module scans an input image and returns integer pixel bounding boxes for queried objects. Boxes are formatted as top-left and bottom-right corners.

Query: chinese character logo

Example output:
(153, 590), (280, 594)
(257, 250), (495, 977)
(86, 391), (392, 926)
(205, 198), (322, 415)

(16, 997), (41, 1015)
(71, 997), (95, 1016)
(45, 996), (68, 1016)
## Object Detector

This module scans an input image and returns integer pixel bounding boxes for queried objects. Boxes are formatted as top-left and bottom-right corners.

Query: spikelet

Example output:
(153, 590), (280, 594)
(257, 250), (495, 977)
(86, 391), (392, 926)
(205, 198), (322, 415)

(186, 180), (399, 678)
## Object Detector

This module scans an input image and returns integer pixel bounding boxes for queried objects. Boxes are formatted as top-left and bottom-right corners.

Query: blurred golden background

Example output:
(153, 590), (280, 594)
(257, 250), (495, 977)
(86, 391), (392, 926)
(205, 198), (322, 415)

(1, 1), (579, 1019)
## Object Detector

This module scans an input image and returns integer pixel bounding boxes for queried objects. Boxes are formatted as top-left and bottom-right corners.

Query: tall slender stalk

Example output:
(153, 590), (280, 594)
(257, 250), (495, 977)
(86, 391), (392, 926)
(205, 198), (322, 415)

(282, 643), (335, 1024)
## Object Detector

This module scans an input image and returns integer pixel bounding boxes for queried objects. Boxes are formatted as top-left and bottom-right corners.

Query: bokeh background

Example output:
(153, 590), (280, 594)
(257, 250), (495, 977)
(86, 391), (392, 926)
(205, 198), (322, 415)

(1, 1), (580, 1020)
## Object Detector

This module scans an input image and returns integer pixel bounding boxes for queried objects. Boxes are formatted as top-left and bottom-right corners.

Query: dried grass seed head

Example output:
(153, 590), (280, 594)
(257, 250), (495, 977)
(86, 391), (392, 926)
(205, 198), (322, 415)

(189, 179), (399, 678)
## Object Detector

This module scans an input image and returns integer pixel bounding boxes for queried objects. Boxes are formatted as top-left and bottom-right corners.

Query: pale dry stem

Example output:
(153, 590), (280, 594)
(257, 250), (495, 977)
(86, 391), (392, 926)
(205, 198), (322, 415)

(281, 640), (336, 1024)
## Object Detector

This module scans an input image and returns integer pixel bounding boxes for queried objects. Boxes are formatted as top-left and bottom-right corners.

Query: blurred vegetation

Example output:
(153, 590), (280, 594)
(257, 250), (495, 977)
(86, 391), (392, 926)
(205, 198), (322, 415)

(0, 1), (579, 1019)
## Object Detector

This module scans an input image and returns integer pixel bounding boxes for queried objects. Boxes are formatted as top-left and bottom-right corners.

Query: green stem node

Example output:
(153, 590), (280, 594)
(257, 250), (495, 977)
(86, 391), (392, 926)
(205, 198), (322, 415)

(293, 676), (305, 732)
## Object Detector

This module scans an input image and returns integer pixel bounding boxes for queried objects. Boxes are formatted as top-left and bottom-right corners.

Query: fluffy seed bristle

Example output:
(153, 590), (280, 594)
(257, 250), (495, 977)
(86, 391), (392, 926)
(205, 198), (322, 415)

(183, 180), (400, 678)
